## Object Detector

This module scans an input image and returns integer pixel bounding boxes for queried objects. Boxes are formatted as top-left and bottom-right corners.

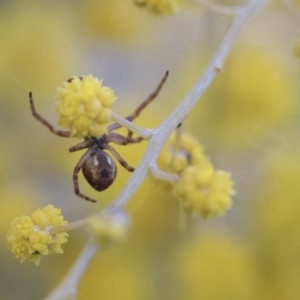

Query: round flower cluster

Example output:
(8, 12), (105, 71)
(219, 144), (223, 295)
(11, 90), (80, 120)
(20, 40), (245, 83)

(173, 167), (234, 218)
(157, 132), (209, 174)
(56, 75), (117, 138)
(157, 132), (234, 219)
(6, 205), (68, 265)
(134, 0), (179, 15)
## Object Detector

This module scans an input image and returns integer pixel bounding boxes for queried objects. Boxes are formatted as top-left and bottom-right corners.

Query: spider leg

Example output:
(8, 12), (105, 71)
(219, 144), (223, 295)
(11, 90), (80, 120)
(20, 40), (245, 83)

(127, 130), (133, 140)
(125, 130), (141, 144)
(29, 92), (70, 137)
(108, 71), (169, 132)
(126, 130), (145, 143)
(73, 149), (97, 203)
(106, 132), (143, 146)
(126, 70), (169, 122)
(102, 144), (135, 172)
(69, 139), (94, 152)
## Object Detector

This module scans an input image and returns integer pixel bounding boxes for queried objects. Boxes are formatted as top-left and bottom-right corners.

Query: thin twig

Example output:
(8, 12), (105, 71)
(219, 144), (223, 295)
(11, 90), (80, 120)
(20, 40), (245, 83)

(149, 165), (180, 184)
(111, 111), (153, 139)
(44, 238), (99, 300)
(109, 0), (268, 211)
(50, 218), (88, 235)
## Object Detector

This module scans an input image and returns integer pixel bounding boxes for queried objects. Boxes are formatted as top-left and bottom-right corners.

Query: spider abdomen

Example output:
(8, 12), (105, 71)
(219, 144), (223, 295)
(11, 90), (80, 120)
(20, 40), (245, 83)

(82, 149), (117, 191)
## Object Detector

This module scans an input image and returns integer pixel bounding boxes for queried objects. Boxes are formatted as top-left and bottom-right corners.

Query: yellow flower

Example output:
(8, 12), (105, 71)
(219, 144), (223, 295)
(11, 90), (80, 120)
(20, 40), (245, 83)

(134, 0), (179, 15)
(157, 130), (234, 218)
(88, 210), (130, 247)
(6, 204), (68, 265)
(56, 75), (117, 138)
(157, 131), (208, 174)
(173, 165), (234, 218)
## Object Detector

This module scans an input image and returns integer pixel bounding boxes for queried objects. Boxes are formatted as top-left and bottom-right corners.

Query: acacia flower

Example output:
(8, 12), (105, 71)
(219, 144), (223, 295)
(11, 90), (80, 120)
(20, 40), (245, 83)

(88, 210), (130, 247)
(6, 204), (68, 265)
(134, 0), (179, 15)
(173, 165), (234, 218)
(56, 74), (117, 138)
(157, 132), (209, 174)
(157, 131), (234, 218)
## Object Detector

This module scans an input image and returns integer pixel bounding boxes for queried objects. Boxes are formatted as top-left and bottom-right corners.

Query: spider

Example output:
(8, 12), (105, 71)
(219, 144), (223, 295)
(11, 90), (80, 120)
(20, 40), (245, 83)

(29, 71), (168, 203)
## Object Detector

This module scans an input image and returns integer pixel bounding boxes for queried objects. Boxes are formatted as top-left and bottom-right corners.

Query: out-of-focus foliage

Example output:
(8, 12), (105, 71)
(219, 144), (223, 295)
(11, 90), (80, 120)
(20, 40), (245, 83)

(176, 232), (260, 300)
(134, 0), (180, 15)
(0, 2), (82, 99)
(75, 0), (153, 44)
(2, 1), (300, 300)
(251, 141), (300, 300)
(177, 46), (297, 154)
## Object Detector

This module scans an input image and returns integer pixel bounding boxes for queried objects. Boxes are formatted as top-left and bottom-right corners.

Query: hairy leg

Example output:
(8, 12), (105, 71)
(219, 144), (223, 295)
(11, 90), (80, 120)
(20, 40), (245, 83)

(105, 132), (143, 146)
(73, 149), (97, 203)
(108, 71), (169, 132)
(102, 144), (135, 172)
(29, 92), (70, 137)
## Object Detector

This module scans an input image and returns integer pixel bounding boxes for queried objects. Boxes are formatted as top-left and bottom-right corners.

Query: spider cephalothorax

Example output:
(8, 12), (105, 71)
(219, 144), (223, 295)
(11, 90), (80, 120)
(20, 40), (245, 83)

(29, 72), (168, 202)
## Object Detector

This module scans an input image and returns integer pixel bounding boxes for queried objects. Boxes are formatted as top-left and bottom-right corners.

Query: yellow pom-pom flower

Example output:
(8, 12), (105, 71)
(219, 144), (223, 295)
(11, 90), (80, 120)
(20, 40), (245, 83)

(88, 210), (130, 247)
(134, 0), (179, 15)
(157, 131), (209, 174)
(173, 165), (234, 218)
(56, 75), (117, 138)
(157, 130), (234, 219)
(6, 204), (68, 265)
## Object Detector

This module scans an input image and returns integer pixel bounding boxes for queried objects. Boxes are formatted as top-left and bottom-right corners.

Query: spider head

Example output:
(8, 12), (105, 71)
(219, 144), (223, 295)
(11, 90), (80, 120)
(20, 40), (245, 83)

(82, 147), (117, 191)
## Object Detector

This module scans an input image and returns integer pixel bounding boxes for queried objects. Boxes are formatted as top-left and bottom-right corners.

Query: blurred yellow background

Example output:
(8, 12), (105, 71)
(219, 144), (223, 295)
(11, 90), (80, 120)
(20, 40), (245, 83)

(1, 0), (300, 299)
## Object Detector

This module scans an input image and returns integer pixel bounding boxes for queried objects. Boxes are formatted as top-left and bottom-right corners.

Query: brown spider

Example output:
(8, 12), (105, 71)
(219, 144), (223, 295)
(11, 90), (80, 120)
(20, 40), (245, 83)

(29, 71), (168, 203)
